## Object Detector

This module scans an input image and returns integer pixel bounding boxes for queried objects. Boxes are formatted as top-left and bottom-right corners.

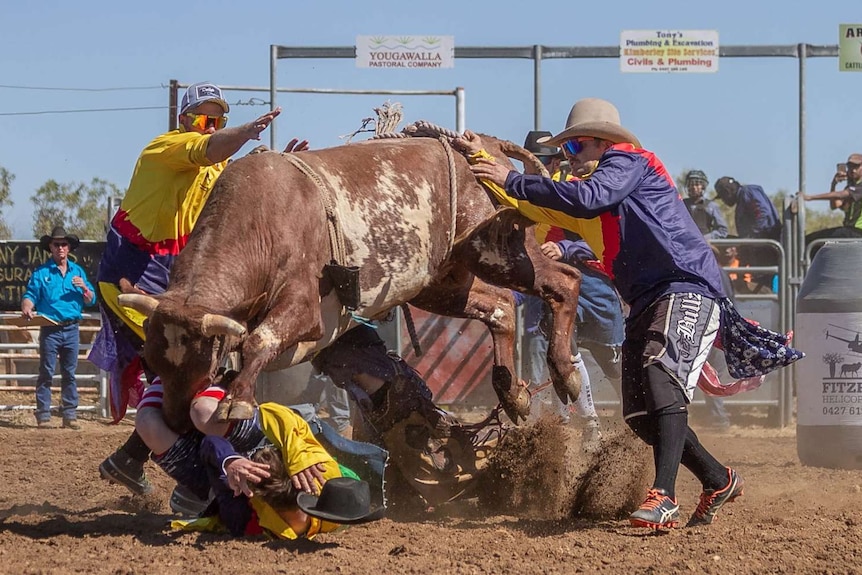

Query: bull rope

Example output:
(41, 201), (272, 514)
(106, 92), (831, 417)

(278, 153), (348, 270)
(364, 104), (463, 358)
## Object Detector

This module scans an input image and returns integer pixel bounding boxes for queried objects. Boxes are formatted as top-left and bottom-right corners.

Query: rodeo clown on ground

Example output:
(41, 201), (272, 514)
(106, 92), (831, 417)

(453, 97), (804, 529)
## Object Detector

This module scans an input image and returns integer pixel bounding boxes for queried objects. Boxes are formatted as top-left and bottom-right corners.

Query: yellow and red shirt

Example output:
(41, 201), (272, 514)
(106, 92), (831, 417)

(112, 129), (226, 256)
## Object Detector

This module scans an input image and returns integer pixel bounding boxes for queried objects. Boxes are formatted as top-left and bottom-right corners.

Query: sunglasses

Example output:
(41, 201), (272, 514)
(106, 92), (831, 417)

(561, 137), (595, 156)
(539, 156), (559, 166)
(51, 242), (69, 248)
(847, 162), (861, 171)
(186, 113), (228, 131)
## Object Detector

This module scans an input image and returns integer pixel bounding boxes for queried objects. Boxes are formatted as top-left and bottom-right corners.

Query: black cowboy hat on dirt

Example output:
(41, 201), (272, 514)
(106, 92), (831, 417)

(296, 477), (382, 524)
(39, 226), (80, 252)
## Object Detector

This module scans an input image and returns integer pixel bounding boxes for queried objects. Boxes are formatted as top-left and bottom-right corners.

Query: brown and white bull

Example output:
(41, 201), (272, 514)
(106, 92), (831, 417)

(120, 135), (582, 432)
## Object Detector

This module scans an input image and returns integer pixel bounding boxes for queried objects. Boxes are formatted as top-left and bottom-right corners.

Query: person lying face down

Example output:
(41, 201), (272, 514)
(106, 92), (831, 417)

(198, 406), (378, 539)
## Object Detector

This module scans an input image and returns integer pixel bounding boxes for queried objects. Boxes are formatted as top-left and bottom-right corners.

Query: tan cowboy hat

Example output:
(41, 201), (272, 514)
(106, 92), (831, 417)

(538, 98), (641, 148)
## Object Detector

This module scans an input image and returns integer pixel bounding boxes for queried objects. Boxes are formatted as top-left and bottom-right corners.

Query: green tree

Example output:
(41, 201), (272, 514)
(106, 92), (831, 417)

(0, 165), (15, 240)
(30, 178), (122, 240)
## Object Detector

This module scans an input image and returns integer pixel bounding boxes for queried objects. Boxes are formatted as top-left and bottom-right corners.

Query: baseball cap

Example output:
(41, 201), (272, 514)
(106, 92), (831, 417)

(180, 82), (230, 115)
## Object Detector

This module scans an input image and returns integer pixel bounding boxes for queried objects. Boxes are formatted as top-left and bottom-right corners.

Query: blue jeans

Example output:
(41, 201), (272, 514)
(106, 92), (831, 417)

(308, 370), (352, 433)
(35, 324), (80, 422)
(523, 330), (549, 386)
(703, 347), (731, 427)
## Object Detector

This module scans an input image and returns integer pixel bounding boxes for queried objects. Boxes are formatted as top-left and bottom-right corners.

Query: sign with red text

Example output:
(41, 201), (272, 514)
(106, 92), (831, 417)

(356, 36), (454, 69)
(620, 30), (719, 73)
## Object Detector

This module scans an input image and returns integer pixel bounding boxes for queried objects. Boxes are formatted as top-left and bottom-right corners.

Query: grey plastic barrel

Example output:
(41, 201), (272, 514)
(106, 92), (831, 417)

(796, 241), (862, 468)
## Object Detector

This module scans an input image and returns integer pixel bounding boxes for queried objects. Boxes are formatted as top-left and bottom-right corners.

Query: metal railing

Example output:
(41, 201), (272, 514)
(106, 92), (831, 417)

(0, 313), (107, 416)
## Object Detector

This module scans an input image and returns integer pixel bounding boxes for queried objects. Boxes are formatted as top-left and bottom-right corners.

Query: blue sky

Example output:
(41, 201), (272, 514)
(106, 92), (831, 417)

(1, 0), (859, 239)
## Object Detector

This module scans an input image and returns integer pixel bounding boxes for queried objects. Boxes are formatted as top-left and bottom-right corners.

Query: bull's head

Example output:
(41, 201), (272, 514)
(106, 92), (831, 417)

(119, 294), (247, 433)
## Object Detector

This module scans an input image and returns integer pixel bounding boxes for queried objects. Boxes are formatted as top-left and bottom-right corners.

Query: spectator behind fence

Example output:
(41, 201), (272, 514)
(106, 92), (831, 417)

(801, 153), (862, 243)
(714, 176), (782, 292)
(21, 226), (97, 430)
(682, 170), (728, 240)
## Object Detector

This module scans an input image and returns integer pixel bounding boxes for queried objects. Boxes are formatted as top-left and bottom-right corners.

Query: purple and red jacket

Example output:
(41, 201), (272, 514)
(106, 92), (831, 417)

(504, 143), (726, 319)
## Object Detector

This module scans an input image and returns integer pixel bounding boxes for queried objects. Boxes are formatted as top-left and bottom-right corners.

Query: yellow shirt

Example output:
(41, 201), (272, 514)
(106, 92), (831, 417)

(469, 151), (606, 259)
(112, 129), (226, 255)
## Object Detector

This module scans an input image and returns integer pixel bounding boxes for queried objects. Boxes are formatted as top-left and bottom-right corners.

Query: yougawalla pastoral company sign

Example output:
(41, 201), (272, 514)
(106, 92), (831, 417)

(356, 36), (455, 69)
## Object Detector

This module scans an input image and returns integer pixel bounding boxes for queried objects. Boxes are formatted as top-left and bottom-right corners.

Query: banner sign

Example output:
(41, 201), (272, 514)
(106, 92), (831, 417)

(0, 241), (104, 311)
(356, 35), (455, 69)
(797, 312), (862, 426)
(839, 25), (862, 72)
(620, 30), (719, 73)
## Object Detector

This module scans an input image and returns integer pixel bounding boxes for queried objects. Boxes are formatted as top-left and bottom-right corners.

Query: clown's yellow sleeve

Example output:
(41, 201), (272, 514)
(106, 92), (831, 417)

(468, 150), (605, 259)
(258, 403), (341, 480)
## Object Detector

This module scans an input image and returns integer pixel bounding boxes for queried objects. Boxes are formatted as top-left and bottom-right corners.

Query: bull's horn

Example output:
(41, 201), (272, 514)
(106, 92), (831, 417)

(118, 294), (160, 317)
(499, 139), (550, 178)
(200, 314), (247, 338)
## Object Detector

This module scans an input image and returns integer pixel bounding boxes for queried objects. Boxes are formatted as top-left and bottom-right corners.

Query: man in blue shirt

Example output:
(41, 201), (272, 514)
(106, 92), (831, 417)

(21, 226), (97, 429)
(714, 176), (782, 291)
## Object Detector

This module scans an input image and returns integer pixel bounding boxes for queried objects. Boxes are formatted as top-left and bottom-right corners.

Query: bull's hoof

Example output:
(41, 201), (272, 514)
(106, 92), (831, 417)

(503, 385), (532, 425)
(491, 366), (531, 425)
(227, 400), (255, 421)
(215, 398), (256, 422)
(215, 398), (232, 422)
(553, 369), (582, 405)
(499, 383), (531, 425)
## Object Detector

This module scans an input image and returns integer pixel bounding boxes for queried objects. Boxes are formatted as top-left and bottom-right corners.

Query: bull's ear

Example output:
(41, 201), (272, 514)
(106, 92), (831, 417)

(233, 293), (268, 322)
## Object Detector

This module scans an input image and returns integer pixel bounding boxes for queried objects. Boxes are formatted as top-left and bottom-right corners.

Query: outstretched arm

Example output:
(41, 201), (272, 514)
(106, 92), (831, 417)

(205, 107), (282, 163)
(802, 189), (850, 201)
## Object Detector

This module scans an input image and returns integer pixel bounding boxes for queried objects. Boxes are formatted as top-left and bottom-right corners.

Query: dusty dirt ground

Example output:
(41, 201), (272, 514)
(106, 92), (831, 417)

(2, 395), (862, 575)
